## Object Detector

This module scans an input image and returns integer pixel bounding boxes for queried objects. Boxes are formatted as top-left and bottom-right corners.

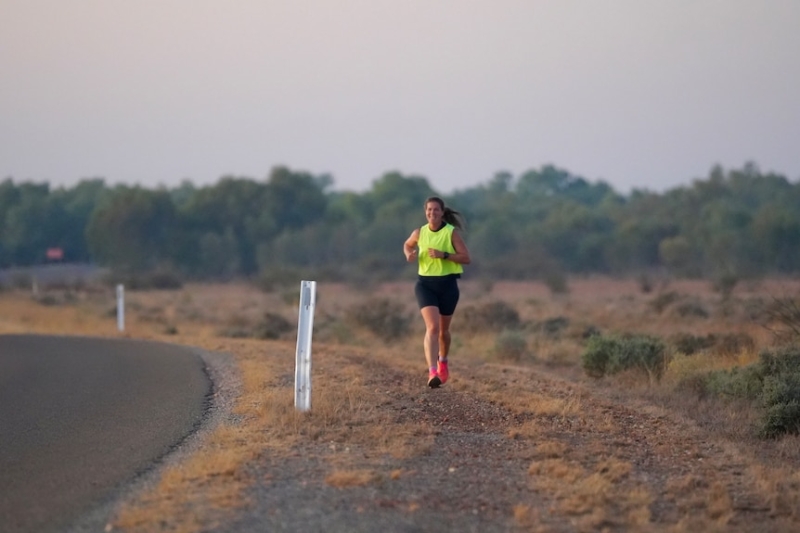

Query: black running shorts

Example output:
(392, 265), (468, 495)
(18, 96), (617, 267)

(414, 274), (460, 316)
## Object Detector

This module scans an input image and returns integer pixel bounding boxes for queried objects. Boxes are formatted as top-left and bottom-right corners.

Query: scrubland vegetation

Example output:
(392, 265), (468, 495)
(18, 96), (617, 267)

(2, 274), (800, 531)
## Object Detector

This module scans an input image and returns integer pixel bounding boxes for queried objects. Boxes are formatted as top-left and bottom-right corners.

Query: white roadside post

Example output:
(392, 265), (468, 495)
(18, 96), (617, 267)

(116, 284), (125, 332)
(294, 280), (316, 412)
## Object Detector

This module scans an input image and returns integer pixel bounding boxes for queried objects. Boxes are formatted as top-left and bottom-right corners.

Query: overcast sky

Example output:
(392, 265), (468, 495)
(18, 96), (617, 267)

(2, 0), (799, 194)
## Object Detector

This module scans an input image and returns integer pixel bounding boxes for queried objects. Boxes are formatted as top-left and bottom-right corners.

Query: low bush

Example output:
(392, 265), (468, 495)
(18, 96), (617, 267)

(670, 332), (755, 357)
(582, 334), (667, 380)
(255, 312), (293, 340)
(346, 298), (411, 340)
(670, 333), (717, 355)
(218, 314), (255, 339)
(759, 347), (800, 438)
(492, 330), (528, 362)
(460, 301), (520, 333)
(536, 316), (570, 338)
(699, 345), (800, 438)
(704, 365), (763, 400)
(760, 347), (800, 374)
(761, 375), (800, 438)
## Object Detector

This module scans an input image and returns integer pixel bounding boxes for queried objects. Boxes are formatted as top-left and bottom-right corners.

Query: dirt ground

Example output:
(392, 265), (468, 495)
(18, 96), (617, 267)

(2, 278), (799, 532)
(213, 348), (798, 533)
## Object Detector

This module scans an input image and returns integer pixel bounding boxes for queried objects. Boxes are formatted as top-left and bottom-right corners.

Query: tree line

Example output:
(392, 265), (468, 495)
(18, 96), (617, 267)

(2, 162), (799, 284)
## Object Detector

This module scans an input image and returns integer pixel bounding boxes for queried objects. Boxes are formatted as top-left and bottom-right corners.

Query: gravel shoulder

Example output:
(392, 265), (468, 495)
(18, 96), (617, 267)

(180, 348), (798, 533)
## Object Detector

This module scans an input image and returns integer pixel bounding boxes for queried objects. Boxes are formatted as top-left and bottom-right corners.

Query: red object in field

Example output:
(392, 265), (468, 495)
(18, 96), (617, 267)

(46, 247), (64, 261)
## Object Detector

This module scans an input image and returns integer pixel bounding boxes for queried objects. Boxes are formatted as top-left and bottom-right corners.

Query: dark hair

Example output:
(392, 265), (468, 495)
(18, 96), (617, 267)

(425, 196), (465, 231)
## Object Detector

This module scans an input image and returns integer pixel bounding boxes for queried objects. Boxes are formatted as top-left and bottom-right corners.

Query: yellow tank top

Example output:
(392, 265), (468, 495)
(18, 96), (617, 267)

(417, 223), (463, 276)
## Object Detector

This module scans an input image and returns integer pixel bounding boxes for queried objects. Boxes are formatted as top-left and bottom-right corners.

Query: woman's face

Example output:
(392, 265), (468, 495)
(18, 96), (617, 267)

(425, 201), (444, 227)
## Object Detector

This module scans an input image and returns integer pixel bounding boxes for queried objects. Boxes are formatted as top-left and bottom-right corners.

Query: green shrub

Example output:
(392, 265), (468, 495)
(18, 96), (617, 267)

(346, 298), (411, 340)
(762, 400), (800, 439)
(536, 316), (570, 337)
(670, 332), (754, 357)
(670, 333), (715, 355)
(492, 330), (528, 362)
(581, 334), (667, 380)
(315, 318), (355, 344)
(759, 359), (800, 438)
(460, 301), (520, 333)
(699, 345), (800, 438)
(255, 312), (293, 340)
(582, 325), (602, 339)
(760, 346), (800, 375)
(582, 336), (613, 378)
(704, 365), (764, 400)
(758, 345), (800, 438)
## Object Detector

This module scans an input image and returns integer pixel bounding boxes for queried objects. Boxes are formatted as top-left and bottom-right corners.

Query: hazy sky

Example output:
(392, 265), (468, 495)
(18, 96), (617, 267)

(2, 1), (799, 194)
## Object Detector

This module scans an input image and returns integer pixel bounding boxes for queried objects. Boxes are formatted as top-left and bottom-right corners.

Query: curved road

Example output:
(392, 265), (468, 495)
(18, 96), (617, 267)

(0, 334), (211, 533)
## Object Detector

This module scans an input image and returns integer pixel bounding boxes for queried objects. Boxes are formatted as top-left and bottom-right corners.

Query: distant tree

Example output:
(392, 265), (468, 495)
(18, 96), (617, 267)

(0, 180), (74, 266)
(369, 171), (435, 212)
(51, 178), (109, 263)
(540, 202), (614, 272)
(516, 165), (616, 206)
(178, 176), (271, 276)
(263, 166), (329, 229)
(85, 187), (177, 271)
(752, 206), (800, 273)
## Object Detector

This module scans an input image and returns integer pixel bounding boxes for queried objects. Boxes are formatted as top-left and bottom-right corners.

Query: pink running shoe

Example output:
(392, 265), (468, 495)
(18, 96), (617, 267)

(437, 359), (449, 384)
(427, 369), (441, 388)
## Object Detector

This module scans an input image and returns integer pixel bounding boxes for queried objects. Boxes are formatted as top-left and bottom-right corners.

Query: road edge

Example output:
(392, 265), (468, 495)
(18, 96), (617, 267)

(65, 344), (241, 533)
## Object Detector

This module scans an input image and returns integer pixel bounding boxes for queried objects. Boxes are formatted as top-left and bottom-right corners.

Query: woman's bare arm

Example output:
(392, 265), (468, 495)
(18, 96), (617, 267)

(404, 229), (420, 263)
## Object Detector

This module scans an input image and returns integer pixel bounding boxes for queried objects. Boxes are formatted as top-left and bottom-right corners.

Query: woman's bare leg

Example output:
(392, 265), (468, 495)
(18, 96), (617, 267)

(439, 314), (453, 359)
(420, 306), (441, 369)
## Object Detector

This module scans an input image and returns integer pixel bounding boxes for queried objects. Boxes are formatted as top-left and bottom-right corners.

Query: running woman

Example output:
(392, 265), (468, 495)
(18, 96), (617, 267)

(403, 196), (471, 388)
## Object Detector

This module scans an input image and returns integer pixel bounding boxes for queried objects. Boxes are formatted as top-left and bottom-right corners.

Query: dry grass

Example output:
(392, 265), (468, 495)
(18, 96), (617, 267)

(4, 276), (800, 531)
(325, 469), (382, 488)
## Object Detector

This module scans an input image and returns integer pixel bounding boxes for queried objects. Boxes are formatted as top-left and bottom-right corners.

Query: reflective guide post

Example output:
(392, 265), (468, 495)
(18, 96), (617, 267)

(294, 280), (316, 412)
(116, 284), (125, 332)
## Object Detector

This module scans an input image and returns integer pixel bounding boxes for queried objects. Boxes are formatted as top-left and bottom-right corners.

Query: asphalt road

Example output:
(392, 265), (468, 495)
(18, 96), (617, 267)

(0, 334), (211, 533)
